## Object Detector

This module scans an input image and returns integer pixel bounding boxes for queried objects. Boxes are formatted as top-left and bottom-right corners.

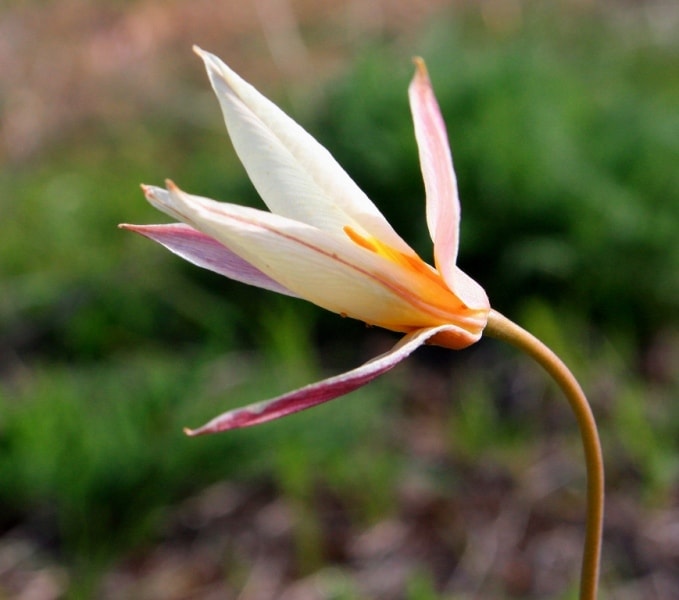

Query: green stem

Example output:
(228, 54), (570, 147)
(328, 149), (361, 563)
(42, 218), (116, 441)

(484, 309), (603, 600)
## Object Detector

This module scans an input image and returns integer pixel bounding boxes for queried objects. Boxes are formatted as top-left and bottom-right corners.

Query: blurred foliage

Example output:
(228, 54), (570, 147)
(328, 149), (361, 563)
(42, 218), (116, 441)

(0, 2), (678, 596)
(0, 311), (396, 586)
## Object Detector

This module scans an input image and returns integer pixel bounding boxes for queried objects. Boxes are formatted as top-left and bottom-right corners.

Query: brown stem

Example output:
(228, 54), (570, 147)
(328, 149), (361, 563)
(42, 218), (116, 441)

(484, 309), (603, 600)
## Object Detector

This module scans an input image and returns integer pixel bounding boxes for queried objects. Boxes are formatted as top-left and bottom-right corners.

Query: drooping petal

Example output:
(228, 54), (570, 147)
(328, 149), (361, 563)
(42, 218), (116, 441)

(408, 58), (460, 285)
(185, 324), (458, 435)
(194, 46), (414, 254)
(143, 182), (486, 337)
(119, 222), (296, 297)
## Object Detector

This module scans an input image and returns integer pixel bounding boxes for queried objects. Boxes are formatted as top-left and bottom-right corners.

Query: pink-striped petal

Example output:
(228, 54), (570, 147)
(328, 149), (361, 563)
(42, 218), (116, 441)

(184, 324), (459, 435)
(142, 182), (487, 335)
(408, 59), (489, 313)
(119, 222), (297, 297)
(408, 58), (460, 289)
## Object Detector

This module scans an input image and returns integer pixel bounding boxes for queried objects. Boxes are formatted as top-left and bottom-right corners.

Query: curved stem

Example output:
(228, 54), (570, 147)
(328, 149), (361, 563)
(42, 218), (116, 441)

(484, 309), (603, 600)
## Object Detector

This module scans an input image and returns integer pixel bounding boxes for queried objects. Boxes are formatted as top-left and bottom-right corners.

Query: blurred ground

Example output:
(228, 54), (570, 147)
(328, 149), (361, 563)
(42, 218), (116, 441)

(1, 0), (455, 165)
(1, 1), (678, 599)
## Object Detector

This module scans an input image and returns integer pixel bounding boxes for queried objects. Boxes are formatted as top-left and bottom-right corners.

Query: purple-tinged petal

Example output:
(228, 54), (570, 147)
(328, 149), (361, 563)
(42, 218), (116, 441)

(185, 324), (459, 435)
(119, 222), (297, 297)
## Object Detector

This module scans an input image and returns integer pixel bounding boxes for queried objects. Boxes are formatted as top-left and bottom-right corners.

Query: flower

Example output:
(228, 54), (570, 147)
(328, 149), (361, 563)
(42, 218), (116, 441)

(120, 48), (490, 435)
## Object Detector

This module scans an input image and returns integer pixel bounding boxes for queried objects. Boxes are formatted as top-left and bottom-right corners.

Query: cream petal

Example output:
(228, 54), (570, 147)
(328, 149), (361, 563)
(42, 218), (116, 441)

(194, 46), (413, 254)
(185, 324), (458, 434)
(143, 182), (471, 331)
(119, 222), (296, 296)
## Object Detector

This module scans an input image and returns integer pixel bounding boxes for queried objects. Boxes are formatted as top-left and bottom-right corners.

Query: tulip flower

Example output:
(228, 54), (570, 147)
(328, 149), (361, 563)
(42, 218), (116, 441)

(121, 48), (490, 435)
(121, 48), (604, 600)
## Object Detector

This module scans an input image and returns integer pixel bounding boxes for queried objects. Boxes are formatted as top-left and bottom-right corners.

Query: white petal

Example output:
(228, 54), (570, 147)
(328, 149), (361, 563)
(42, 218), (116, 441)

(194, 46), (413, 253)
(185, 324), (458, 434)
(144, 182), (477, 332)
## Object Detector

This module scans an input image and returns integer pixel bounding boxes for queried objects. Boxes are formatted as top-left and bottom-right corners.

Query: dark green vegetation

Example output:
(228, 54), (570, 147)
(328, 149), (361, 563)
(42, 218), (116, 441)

(1, 3), (677, 598)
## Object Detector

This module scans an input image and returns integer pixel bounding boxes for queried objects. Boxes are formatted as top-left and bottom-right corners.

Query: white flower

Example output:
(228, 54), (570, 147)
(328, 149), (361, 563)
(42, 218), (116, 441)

(121, 49), (489, 435)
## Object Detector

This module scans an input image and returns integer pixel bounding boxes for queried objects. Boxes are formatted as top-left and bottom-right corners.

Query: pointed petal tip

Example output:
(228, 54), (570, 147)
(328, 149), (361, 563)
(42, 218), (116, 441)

(117, 222), (154, 234)
(117, 222), (156, 236)
(141, 184), (166, 207)
(193, 45), (215, 65)
(183, 426), (200, 437)
(141, 183), (156, 200)
(193, 45), (230, 81)
(411, 56), (429, 81)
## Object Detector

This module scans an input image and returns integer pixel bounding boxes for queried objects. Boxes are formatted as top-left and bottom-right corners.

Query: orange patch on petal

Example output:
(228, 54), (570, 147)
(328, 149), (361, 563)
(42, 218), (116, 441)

(339, 226), (485, 337)
(343, 226), (380, 253)
(343, 225), (456, 301)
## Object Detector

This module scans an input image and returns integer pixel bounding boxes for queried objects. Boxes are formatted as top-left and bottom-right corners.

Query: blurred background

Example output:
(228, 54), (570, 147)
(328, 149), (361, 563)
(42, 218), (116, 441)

(1, 0), (677, 598)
